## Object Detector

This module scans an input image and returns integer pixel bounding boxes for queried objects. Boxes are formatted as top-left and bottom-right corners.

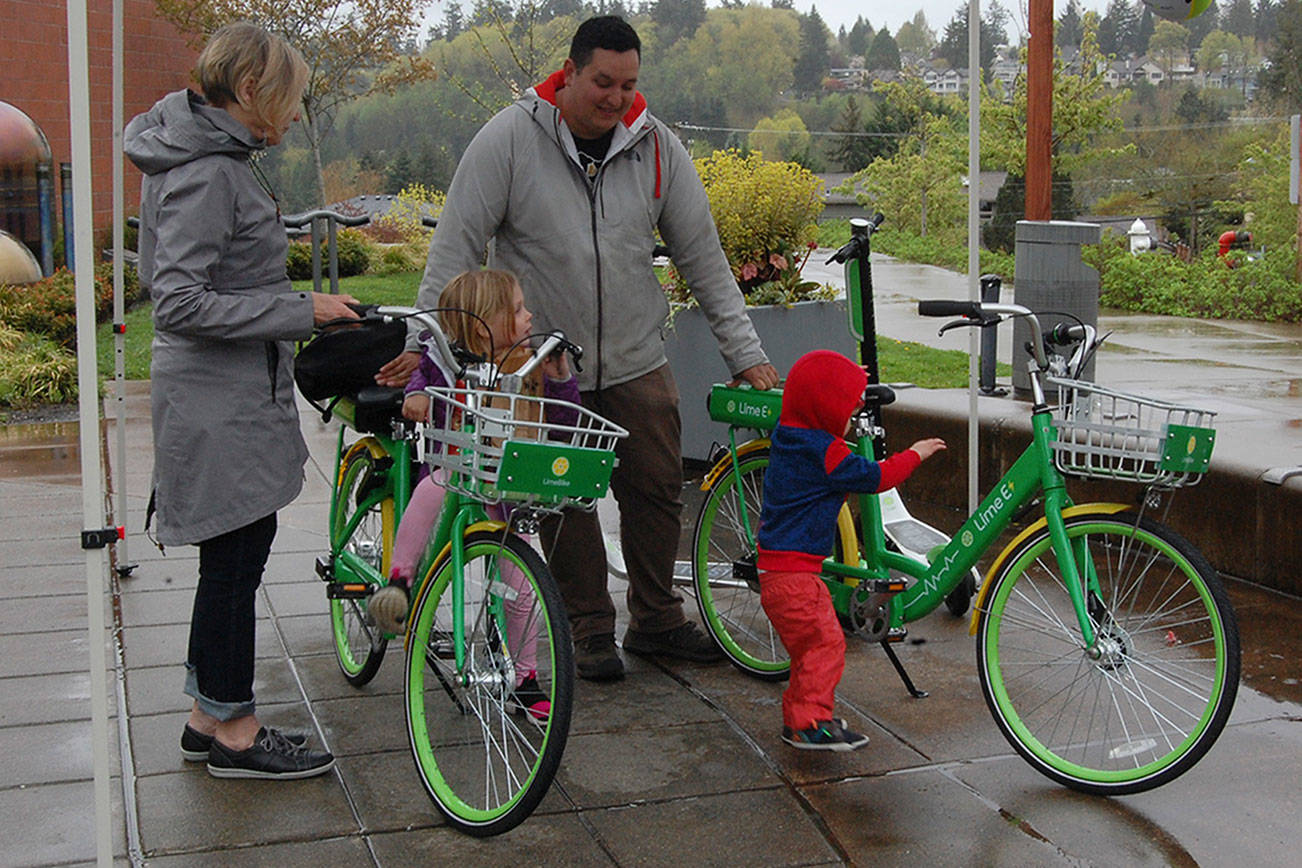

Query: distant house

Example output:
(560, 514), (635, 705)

(1105, 56), (1164, 87)
(924, 67), (969, 95)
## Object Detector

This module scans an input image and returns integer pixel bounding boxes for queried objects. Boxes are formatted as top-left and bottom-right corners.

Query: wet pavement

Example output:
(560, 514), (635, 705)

(2, 252), (1301, 865)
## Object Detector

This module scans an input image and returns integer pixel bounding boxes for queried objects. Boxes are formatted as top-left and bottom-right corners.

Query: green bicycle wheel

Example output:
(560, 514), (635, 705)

(404, 528), (574, 836)
(692, 448), (790, 681)
(977, 511), (1239, 795)
(329, 442), (390, 687)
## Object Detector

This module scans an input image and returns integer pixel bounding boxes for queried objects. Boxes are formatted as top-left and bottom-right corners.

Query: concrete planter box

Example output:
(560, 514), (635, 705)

(665, 299), (858, 461)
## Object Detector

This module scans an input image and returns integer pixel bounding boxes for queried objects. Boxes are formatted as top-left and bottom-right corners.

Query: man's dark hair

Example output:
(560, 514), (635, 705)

(570, 16), (640, 68)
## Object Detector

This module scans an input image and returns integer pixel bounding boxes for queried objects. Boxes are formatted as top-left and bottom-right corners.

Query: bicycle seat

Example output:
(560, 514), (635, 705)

(863, 384), (896, 407)
(349, 386), (405, 434)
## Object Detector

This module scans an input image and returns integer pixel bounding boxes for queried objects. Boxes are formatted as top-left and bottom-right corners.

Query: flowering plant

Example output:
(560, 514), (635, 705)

(664, 149), (832, 310)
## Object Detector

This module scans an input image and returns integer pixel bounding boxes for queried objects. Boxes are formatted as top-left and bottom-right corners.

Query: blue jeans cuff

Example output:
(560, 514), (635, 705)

(184, 663), (255, 721)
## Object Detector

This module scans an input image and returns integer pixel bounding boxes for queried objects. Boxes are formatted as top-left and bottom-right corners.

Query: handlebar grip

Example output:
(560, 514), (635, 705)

(918, 300), (981, 317)
(1047, 322), (1088, 345)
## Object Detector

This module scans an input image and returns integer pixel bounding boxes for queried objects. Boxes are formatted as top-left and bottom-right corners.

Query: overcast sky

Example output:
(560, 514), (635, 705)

(782, 0), (1113, 44)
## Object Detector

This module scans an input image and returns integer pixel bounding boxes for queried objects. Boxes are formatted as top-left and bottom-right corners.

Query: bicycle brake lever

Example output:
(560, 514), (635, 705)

(937, 313), (999, 337)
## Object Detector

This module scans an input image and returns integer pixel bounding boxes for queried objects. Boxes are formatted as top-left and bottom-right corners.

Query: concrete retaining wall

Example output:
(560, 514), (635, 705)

(884, 388), (1300, 596)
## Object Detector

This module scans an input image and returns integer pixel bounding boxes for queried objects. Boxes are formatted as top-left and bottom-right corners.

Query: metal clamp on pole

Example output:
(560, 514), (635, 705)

(81, 526), (124, 550)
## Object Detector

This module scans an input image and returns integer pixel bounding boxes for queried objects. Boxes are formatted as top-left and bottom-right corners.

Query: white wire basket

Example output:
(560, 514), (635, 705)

(423, 387), (627, 512)
(1048, 377), (1217, 488)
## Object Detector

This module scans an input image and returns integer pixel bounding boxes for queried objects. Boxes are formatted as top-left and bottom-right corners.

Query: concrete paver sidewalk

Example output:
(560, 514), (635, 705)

(2, 254), (1301, 863)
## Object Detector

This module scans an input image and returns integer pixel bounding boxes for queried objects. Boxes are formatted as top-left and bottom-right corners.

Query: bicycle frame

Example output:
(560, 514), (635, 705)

(842, 407), (1101, 647)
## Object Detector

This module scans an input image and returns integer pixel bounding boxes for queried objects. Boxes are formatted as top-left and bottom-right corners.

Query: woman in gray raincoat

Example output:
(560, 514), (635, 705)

(125, 21), (357, 780)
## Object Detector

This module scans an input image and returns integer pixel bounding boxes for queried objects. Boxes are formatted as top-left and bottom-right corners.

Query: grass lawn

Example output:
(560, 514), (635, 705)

(96, 271), (1004, 387)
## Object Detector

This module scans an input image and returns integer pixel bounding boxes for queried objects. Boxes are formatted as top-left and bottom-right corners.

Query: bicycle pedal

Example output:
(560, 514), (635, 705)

(886, 626), (908, 643)
(326, 581), (374, 600)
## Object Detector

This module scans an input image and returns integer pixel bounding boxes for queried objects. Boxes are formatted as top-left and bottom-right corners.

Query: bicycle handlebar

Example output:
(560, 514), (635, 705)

(918, 300), (1049, 370)
(370, 305), (580, 391)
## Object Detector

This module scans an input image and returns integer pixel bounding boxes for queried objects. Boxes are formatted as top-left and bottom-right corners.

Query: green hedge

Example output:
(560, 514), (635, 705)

(0, 264), (142, 349)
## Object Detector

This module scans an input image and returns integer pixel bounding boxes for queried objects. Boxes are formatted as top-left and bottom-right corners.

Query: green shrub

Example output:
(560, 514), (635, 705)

(285, 228), (374, 281)
(371, 183), (445, 243)
(0, 264), (141, 349)
(374, 241), (427, 276)
(0, 325), (78, 407)
(668, 149), (826, 307)
(1087, 235), (1302, 322)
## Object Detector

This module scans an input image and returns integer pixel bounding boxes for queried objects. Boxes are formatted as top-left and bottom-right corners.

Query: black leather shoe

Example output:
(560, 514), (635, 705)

(622, 622), (725, 663)
(207, 727), (334, 780)
(181, 724), (306, 762)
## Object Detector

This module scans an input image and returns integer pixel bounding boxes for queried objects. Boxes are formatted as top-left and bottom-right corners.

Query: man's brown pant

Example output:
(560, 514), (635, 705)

(542, 365), (687, 641)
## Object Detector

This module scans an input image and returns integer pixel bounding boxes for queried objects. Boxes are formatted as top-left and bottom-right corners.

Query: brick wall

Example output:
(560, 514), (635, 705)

(1, 0), (197, 238)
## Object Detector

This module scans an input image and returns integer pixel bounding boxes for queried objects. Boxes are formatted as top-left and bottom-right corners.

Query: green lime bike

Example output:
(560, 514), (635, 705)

(316, 307), (626, 835)
(691, 220), (1239, 795)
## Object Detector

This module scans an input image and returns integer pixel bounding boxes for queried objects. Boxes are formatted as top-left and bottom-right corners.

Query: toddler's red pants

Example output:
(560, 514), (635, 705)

(759, 569), (846, 730)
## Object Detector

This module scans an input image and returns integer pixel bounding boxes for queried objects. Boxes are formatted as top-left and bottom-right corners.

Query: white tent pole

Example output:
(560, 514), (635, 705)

(66, 0), (115, 863)
(968, 0), (981, 515)
(111, 0), (133, 575)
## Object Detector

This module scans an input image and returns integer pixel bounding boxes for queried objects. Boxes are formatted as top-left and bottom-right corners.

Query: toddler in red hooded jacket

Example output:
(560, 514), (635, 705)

(757, 350), (945, 750)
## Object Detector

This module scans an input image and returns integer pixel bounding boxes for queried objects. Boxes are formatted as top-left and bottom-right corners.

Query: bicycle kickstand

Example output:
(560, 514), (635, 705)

(880, 639), (929, 699)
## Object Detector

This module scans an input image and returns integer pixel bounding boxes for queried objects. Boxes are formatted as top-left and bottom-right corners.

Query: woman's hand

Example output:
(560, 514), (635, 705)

(402, 393), (430, 423)
(311, 292), (360, 325)
(376, 351), (420, 387)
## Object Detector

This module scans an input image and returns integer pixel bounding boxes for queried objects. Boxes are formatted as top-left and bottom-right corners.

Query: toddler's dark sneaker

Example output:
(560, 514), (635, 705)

(207, 727), (335, 780)
(506, 672), (551, 721)
(369, 579), (410, 636)
(781, 718), (870, 752)
(574, 633), (625, 681)
(181, 724), (305, 762)
(622, 621), (724, 663)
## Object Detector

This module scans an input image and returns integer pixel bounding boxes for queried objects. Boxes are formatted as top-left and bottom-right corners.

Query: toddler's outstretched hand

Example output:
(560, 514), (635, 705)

(909, 438), (947, 462)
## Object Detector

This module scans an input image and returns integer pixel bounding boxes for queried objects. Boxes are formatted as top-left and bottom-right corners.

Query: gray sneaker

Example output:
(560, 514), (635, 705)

(622, 621), (724, 663)
(574, 633), (624, 681)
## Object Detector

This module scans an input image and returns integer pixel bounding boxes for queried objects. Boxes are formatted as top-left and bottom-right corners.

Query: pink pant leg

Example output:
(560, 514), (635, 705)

(390, 470), (448, 584)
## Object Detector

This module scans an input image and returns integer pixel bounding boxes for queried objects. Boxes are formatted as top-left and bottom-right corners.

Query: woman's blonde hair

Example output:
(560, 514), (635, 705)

(438, 269), (520, 358)
(195, 21), (308, 132)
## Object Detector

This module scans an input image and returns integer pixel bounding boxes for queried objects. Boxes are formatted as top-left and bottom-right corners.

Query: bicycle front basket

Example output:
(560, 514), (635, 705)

(423, 387), (628, 511)
(1048, 377), (1216, 488)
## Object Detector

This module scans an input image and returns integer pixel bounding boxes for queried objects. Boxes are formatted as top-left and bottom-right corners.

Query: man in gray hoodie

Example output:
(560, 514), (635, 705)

(416, 15), (779, 681)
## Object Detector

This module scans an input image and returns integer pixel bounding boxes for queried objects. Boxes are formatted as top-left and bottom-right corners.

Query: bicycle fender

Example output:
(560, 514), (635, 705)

(835, 503), (859, 568)
(404, 519), (510, 651)
(699, 438), (770, 491)
(338, 436), (386, 485)
(968, 503), (1131, 635)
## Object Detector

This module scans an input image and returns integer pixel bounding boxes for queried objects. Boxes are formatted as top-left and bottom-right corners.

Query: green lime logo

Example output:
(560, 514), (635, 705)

(727, 400), (736, 413)
(551, 457), (570, 477)
(1187, 434), (1197, 455)
(961, 530), (974, 547)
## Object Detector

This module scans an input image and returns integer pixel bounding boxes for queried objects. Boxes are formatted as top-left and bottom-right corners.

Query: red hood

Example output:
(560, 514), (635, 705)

(532, 68), (648, 131)
(780, 350), (866, 436)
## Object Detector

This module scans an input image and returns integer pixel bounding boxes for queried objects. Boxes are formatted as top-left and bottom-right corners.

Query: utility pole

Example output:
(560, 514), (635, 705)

(1026, 0), (1053, 220)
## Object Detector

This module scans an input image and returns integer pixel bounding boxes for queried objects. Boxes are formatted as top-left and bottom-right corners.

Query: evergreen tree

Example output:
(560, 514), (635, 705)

(1254, 0), (1281, 47)
(443, 1), (464, 42)
(1058, 0), (1085, 49)
(937, 3), (1005, 75)
(847, 15), (873, 57)
(1257, 0), (1302, 111)
(1136, 7), (1155, 56)
(652, 0), (707, 46)
(1098, 0), (1139, 56)
(793, 7), (832, 95)
(866, 29), (901, 72)
(1223, 0), (1256, 38)
(982, 173), (1077, 252)
(829, 96), (874, 171)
